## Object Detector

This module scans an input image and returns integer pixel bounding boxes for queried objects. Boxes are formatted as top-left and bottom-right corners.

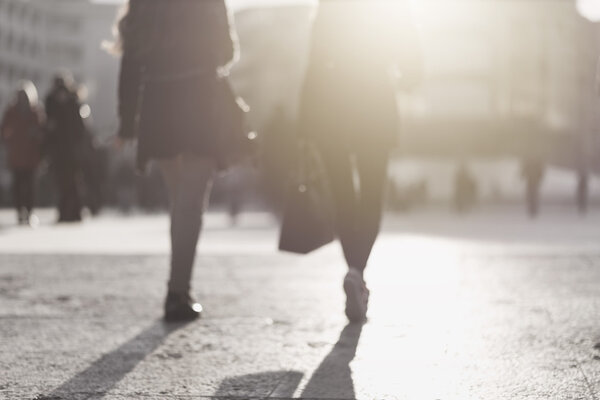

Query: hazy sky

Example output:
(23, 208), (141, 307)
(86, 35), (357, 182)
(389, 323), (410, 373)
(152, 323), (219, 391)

(577, 0), (600, 21)
(93, 0), (600, 21)
(93, 0), (314, 11)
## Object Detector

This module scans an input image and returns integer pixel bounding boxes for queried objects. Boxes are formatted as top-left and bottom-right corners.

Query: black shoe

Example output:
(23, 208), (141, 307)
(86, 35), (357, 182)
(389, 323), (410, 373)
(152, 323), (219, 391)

(164, 292), (203, 322)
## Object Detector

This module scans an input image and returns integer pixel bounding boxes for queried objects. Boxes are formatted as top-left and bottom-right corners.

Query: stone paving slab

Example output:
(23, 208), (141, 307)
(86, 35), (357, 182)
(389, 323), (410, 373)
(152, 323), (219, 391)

(1, 213), (600, 399)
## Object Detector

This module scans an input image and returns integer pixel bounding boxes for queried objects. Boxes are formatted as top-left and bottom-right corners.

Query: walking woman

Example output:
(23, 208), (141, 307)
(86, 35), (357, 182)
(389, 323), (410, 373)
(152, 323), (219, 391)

(112, 0), (238, 321)
(298, 0), (422, 321)
(1, 81), (44, 225)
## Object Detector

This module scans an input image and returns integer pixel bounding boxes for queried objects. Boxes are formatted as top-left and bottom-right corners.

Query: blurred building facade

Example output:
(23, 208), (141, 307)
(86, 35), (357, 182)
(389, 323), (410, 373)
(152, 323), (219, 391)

(393, 0), (600, 203)
(231, 1), (600, 203)
(230, 5), (313, 130)
(0, 0), (598, 207)
(404, 1), (600, 164)
(231, 2), (600, 158)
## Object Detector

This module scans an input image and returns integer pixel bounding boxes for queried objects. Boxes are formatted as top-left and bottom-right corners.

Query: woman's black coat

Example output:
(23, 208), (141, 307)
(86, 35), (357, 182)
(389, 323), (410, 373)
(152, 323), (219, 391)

(117, 0), (236, 170)
(298, 0), (422, 150)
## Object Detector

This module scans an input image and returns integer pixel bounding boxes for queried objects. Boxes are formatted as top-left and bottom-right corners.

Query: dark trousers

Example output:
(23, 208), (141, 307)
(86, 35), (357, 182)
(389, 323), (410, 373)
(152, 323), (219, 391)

(56, 167), (82, 222)
(12, 169), (35, 217)
(159, 155), (215, 295)
(318, 143), (389, 273)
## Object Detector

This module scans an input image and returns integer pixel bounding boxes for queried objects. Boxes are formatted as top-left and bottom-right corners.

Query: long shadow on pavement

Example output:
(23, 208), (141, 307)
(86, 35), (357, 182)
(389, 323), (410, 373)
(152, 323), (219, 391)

(300, 322), (363, 399)
(214, 370), (304, 398)
(35, 319), (189, 399)
(213, 322), (363, 399)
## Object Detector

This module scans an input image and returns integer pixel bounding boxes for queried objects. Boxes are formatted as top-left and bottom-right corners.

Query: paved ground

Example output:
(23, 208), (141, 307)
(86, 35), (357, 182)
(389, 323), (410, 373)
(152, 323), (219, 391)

(2, 208), (600, 399)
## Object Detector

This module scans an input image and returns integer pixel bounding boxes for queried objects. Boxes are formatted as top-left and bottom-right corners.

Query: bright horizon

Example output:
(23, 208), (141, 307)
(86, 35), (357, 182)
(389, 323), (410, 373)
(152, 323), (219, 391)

(93, 0), (600, 21)
(577, 0), (600, 21)
(92, 0), (315, 11)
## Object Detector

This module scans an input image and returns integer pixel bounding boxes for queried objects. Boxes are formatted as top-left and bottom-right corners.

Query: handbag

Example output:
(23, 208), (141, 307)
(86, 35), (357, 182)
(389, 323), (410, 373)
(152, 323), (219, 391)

(278, 140), (335, 254)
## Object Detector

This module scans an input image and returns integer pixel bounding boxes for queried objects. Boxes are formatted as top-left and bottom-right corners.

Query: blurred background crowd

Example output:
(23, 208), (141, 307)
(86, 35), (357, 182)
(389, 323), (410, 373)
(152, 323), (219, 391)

(0, 0), (600, 224)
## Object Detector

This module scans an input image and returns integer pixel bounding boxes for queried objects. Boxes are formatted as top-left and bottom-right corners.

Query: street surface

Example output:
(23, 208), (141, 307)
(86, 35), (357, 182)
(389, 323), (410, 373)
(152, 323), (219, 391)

(2, 207), (600, 399)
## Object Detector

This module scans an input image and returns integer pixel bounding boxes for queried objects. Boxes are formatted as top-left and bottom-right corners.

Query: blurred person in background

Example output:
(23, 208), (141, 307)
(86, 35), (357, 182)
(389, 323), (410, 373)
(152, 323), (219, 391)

(521, 157), (545, 218)
(76, 85), (104, 216)
(298, 0), (422, 322)
(0, 81), (44, 225)
(454, 161), (477, 213)
(576, 164), (589, 215)
(80, 125), (105, 216)
(44, 73), (87, 223)
(112, 0), (238, 321)
(223, 162), (251, 227)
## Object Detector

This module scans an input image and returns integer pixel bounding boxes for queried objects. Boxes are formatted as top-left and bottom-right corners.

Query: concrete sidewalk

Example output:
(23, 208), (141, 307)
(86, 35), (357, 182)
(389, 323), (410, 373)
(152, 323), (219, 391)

(2, 210), (600, 399)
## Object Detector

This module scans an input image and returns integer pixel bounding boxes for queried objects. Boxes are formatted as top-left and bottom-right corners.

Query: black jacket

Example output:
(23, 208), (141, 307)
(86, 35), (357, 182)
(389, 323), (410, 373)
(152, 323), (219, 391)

(118, 0), (237, 169)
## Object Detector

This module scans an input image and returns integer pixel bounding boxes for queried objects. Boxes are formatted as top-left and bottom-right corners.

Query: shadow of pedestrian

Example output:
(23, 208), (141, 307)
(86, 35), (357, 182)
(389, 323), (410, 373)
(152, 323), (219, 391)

(212, 323), (363, 399)
(35, 319), (190, 399)
(300, 322), (363, 399)
(213, 370), (304, 398)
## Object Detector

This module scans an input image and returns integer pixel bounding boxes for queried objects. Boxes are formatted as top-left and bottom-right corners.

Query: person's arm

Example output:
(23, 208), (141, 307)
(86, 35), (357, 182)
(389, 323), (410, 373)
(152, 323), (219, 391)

(118, 51), (142, 140)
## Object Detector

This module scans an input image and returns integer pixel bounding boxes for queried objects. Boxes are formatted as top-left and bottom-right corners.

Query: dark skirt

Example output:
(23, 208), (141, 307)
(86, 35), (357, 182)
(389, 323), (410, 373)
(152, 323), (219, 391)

(137, 75), (221, 170)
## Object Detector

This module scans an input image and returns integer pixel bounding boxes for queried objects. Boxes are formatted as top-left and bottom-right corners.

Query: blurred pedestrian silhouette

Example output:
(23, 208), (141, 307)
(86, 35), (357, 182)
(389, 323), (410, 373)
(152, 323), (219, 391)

(454, 161), (477, 213)
(44, 73), (87, 223)
(298, 0), (422, 321)
(576, 165), (589, 215)
(387, 179), (428, 212)
(223, 163), (247, 227)
(521, 157), (545, 218)
(81, 131), (106, 216)
(76, 89), (105, 216)
(0, 81), (44, 225)
(112, 0), (238, 321)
